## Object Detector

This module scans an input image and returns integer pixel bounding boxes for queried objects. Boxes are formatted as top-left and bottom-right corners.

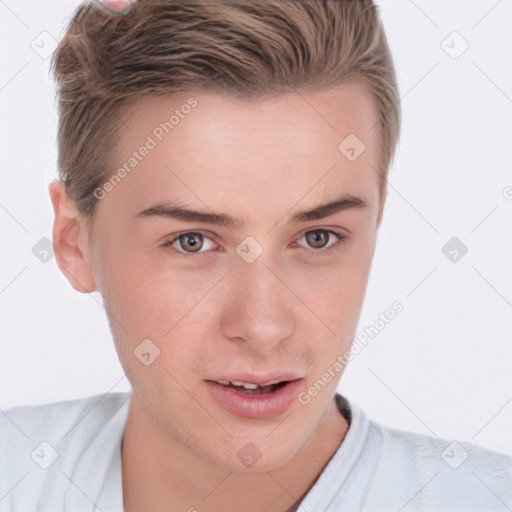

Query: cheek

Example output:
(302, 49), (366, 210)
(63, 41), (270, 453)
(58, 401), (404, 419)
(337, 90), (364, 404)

(99, 261), (213, 387)
(101, 249), (225, 347)
(301, 246), (375, 377)
(96, 228), (375, 352)
(295, 240), (374, 324)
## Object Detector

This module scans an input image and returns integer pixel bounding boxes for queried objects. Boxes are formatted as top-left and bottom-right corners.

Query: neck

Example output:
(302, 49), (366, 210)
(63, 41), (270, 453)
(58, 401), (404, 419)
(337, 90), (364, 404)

(122, 394), (348, 512)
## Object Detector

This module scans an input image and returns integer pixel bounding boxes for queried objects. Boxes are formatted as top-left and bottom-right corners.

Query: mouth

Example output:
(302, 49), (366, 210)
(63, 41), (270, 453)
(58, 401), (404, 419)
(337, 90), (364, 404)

(213, 379), (289, 394)
(205, 377), (303, 418)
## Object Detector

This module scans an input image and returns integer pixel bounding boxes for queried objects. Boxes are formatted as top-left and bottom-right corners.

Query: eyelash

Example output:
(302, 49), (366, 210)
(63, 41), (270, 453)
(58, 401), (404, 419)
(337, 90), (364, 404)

(161, 229), (348, 260)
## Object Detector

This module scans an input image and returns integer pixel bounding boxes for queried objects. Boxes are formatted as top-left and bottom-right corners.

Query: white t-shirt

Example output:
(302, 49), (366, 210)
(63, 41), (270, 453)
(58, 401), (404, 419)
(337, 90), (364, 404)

(1, 391), (510, 511)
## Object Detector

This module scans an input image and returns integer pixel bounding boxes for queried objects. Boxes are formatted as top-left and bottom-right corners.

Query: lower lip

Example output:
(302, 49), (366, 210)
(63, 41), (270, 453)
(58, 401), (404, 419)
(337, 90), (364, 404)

(206, 379), (303, 419)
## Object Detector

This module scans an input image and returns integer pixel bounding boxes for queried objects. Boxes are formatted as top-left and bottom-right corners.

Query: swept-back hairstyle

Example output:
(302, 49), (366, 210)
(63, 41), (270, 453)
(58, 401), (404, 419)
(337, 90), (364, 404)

(50, 0), (400, 221)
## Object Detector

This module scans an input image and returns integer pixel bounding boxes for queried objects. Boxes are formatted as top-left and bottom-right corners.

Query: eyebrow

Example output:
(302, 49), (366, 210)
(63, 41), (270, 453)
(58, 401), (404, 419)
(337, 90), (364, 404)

(134, 194), (368, 229)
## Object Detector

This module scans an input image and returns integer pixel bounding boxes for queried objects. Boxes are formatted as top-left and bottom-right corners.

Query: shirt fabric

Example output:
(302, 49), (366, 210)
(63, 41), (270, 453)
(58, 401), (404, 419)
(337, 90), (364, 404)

(1, 391), (511, 511)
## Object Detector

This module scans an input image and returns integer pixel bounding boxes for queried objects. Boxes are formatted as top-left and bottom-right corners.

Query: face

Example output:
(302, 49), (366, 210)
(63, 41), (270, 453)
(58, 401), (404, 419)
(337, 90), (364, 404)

(56, 83), (384, 472)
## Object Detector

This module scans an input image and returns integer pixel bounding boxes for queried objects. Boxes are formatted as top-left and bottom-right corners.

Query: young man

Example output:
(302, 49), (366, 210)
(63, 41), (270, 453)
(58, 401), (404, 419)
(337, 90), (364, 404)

(1, 0), (510, 511)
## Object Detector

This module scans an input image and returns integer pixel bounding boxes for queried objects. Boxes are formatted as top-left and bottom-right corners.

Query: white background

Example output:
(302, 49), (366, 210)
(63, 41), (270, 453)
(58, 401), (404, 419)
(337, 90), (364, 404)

(0, 0), (511, 456)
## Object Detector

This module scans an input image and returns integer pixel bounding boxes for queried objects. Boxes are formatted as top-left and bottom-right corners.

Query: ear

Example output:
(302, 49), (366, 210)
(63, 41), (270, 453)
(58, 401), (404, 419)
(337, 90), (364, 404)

(48, 180), (97, 294)
(376, 188), (387, 229)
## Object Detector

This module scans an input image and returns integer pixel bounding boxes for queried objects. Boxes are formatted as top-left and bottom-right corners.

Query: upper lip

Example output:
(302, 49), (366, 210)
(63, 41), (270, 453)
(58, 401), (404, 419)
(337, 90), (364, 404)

(207, 372), (302, 387)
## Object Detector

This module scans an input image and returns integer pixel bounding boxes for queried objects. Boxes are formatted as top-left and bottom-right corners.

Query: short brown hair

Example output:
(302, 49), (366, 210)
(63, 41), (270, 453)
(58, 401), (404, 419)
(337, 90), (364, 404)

(51, 0), (400, 221)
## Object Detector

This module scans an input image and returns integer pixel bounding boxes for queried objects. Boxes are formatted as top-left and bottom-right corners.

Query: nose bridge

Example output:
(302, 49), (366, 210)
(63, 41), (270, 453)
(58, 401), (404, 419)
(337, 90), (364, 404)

(241, 258), (282, 311)
(219, 252), (295, 349)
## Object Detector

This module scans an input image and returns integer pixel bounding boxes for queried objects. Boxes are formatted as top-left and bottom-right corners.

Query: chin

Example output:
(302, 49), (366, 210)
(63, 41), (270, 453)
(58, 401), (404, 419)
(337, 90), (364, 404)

(208, 429), (306, 474)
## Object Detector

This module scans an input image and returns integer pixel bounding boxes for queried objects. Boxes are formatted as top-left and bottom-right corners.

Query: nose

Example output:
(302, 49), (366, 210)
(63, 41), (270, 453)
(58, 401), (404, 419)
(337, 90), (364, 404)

(218, 255), (295, 353)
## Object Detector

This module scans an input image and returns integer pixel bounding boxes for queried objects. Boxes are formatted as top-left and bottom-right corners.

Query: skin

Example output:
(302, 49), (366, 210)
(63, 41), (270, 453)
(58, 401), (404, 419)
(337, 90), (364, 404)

(49, 82), (386, 511)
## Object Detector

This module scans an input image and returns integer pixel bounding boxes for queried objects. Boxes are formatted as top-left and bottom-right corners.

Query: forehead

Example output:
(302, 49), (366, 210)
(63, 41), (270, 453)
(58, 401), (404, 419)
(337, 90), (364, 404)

(100, 84), (381, 225)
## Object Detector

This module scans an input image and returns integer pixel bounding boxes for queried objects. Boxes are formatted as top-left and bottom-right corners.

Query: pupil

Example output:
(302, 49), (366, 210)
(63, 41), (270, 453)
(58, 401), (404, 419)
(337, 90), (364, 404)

(306, 230), (328, 249)
(180, 233), (203, 252)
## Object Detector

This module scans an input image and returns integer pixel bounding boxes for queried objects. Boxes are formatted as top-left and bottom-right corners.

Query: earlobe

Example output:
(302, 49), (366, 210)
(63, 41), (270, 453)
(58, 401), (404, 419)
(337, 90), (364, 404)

(48, 180), (98, 294)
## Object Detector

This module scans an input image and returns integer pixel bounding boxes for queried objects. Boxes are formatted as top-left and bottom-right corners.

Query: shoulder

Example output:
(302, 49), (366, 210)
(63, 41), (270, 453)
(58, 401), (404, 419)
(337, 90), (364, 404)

(368, 417), (511, 469)
(1, 391), (129, 436)
(362, 416), (512, 510)
(1, 391), (130, 456)
(0, 392), (130, 510)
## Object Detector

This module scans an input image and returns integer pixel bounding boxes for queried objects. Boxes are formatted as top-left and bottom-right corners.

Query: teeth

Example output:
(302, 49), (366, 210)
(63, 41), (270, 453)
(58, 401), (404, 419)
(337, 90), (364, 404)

(240, 382), (259, 390)
(216, 380), (264, 390)
(231, 381), (259, 389)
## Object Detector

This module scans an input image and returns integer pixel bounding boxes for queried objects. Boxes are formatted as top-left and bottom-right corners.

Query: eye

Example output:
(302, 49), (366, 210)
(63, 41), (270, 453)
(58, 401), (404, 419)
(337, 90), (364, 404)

(162, 228), (347, 260)
(162, 231), (217, 258)
(294, 229), (347, 255)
